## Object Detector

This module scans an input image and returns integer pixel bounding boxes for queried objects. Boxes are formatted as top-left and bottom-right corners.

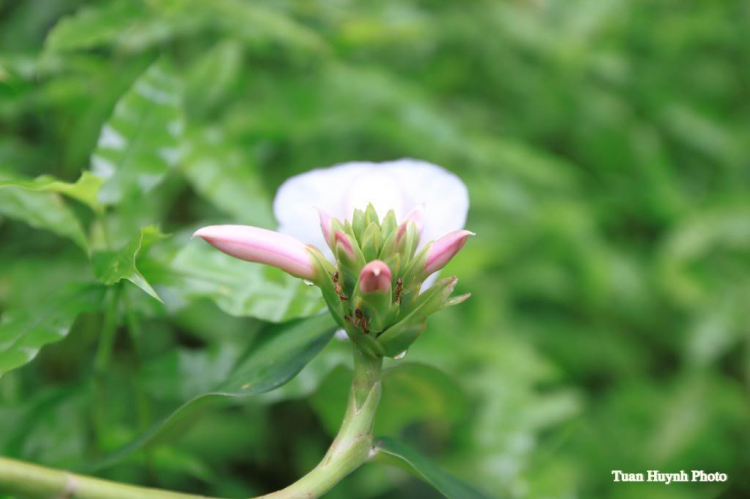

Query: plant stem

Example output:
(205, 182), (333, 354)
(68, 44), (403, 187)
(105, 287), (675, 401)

(0, 457), (210, 499)
(0, 346), (383, 499)
(257, 347), (383, 499)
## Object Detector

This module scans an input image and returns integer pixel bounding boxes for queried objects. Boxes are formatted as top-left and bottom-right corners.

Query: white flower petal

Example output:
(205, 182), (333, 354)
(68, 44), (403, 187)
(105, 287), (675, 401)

(273, 159), (469, 259)
(381, 159), (469, 246)
(274, 163), (369, 256)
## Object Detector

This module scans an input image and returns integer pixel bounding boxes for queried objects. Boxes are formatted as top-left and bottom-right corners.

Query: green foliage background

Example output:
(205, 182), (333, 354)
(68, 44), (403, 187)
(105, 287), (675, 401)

(1, 0), (749, 498)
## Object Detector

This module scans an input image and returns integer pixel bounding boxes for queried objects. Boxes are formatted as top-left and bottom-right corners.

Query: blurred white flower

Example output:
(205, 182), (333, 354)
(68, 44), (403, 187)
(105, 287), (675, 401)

(273, 159), (469, 259)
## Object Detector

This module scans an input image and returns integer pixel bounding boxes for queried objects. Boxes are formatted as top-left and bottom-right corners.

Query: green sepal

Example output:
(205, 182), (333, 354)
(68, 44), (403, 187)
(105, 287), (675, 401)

(351, 208), (366, 243)
(376, 276), (459, 355)
(378, 321), (426, 358)
(379, 226), (400, 263)
(364, 203), (380, 226)
(396, 222), (421, 266)
(380, 210), (397, 240)
(344, 323), (386, 358)
(398, 244), (432, 307)
(334, 231), (367, 293)
(360, 222), (382, 261)
(308, 247), (346, 328)
(352, 289), (394, 332)
(383, 252), (402, 278)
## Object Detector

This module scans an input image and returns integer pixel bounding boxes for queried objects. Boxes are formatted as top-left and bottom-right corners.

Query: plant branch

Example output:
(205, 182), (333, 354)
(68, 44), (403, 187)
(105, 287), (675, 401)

(0, 346), (383, 499)
(256, 346), (383, 498)
(0, 457), (211, 499)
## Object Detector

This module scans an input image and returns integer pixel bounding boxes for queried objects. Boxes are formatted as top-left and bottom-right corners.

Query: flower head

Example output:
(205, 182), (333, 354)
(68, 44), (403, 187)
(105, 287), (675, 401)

(194, 160), (473, 358)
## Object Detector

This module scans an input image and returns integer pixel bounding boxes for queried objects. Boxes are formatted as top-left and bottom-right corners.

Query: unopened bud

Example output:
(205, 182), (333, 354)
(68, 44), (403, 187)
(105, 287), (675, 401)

(359, 260), (392, 293)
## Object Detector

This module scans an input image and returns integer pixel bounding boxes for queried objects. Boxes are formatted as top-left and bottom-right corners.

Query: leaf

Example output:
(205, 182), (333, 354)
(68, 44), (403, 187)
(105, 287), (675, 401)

(0, 171), (103, 212)
(143, 235), (326, 322)
(0, 387), (91, 467)
(91, 59), (184, 205)
(374, 437), (495, 499)
(0, 171), (89, 251)
(312, 362), (470, 436)
(92, 225), (166, 302)
(180, 127), (275, 227)
(185, 41), (244, 119)
(0, 284), (106, 378)
(147, 0), (327, 54)
(86, 313), (337, 471)
(44, 1), (147, 53)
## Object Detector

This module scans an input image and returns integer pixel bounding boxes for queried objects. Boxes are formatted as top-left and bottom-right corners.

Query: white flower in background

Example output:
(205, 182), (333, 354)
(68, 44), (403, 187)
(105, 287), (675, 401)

(273, 159), (469, 260)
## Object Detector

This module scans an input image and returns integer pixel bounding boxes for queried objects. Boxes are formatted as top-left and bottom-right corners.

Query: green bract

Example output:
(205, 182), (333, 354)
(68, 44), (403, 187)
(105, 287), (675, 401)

(312, 204), (470, 359)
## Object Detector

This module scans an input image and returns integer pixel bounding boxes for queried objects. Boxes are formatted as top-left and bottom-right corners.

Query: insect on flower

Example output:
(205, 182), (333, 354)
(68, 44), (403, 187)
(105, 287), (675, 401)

(194, 159), (473, 358)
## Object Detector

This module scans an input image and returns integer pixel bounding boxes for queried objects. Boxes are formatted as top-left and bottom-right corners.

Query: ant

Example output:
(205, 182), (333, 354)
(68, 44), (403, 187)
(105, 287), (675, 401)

(332, 271), (348, 301)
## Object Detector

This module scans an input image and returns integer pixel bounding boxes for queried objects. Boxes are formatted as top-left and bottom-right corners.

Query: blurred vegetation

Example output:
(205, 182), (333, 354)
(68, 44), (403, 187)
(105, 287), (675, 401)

(0, 0), (749, 498)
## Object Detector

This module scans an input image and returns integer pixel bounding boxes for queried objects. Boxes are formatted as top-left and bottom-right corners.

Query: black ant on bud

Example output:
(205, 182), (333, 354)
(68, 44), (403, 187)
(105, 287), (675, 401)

(354, 308), (369, 334)
(332, 271), (348, 301)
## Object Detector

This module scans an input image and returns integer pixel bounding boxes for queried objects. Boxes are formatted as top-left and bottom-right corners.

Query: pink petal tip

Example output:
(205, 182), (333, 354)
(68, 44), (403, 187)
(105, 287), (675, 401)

(193, 225), (316, 280)
(359, 260), (392, 293)
(423, 230), (474, 277)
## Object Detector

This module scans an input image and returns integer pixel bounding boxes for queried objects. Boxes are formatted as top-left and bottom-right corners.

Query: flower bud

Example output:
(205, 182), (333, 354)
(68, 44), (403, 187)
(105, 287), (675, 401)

(423, 230), (474, 277)
(359, 260), (392, 293)
(334, 230), (356, 261)
(396, 205), (424, 244)
(193, 225), (316, 280)
(317, 208), (332, 244)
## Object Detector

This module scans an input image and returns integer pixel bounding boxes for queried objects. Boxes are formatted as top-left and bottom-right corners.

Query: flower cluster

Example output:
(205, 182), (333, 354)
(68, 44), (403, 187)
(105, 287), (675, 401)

(194, 160), (473, 358)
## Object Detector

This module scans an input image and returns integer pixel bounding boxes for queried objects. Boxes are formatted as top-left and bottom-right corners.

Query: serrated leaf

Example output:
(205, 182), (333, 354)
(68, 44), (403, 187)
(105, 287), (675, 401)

(143, 235), (325, 322)
(0, 284), (105, 378)
(91, 59), (184, 205)
(86, 313), (336, 471)
(92, 226), (166, 302)
(0, 171), (103, 212)
(374, 437), (494, 499)
(0, 172), (89, 251)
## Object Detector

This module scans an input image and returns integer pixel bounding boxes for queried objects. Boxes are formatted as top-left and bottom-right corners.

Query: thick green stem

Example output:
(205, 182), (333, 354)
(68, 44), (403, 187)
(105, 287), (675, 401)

(0, 457), (210, 499)
(0, 346), (383, 499)
(257, 347), (383, 499)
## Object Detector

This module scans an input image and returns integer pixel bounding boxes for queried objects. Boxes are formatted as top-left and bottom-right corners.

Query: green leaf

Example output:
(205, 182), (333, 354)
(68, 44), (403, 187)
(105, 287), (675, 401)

(185, 41), (244, 119)
(180, 128), (274, 227)
(0, 172), (89, 251)
(91, 59), (184, 205)
(44, 1), (147, 53)
(150, 0), (327, 54)
(143, 235), (325, 322)
(0, 284), (105, 378)
(312, 362), (470, 436)
(92, 225), (166, 302)
(374, 437), (494, 499)
(86, 313), (337, 471)
(0, 171), (103, 212)
(0, 387), (91, 467)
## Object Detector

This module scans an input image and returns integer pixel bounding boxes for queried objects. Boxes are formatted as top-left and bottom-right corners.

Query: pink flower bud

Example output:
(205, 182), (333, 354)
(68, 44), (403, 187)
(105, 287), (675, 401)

(359, 260), (392, 293)
(193, 225), (316, 280)
(396, 204), (425, 243)
(317, 208), (332, 243)
(423, 230), (474, 277)
(334, 230), (355, 260)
